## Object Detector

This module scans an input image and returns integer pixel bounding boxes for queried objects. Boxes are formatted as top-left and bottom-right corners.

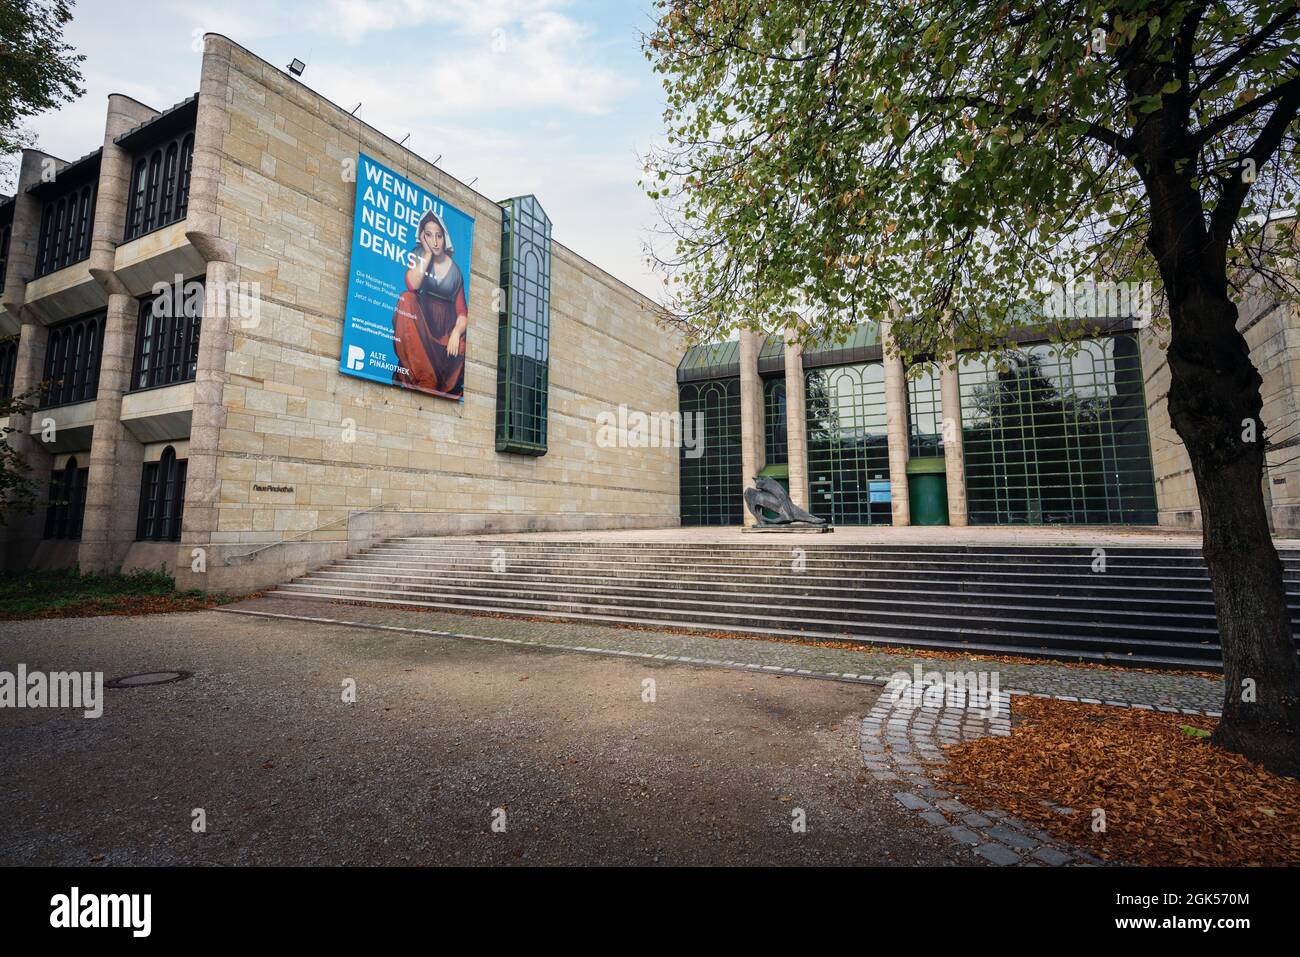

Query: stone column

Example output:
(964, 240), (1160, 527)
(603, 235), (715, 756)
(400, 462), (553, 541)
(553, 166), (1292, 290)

(782, 327), (809, 510)
(174, 35), (236, 589)
(738, 327), (766, 524)
(939, 350), (968, 526)
(0, 149), (63, 567)
(882, 311), (910, 527)
(80, 95), (160, 571)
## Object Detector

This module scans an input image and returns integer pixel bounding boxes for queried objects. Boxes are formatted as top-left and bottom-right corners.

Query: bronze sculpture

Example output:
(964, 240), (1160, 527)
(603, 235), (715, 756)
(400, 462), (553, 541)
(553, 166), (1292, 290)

(744, 476), (828, 526)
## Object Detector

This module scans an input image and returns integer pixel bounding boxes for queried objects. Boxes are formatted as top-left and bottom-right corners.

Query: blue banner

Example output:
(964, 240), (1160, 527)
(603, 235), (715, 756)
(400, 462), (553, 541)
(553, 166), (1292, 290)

(339, 152), (475, 400)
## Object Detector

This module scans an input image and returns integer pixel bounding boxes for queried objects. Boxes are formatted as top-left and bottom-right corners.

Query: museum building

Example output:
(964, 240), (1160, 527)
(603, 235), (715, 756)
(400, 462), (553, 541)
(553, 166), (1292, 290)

(1, 35), (1299, 594)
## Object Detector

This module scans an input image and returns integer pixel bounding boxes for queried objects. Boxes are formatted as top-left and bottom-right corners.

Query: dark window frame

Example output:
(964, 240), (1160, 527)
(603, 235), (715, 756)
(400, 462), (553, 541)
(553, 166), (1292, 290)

(0, 336), (17, 401)
(34, 181), (96, 278)
(0, 215), (12, 290)
(43, 457), (88, 540)
(131, 282), (202, 392)
(124, 131), (194, 242)
(495, 195), (552, 455)
(41, 311), (105, 408)
(136, 445), (187, 542)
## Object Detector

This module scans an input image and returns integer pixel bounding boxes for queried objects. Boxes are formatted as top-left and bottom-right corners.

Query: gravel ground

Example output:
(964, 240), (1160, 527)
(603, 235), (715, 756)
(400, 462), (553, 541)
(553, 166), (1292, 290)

(0, 611), (976, 866)
(227, 596), (1228, 712)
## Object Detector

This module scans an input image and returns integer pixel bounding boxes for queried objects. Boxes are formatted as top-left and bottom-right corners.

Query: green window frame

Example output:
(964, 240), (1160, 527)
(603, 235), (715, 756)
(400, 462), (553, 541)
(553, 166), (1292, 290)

(678, 379), (743, 525)
(495, 195), (552, 455)
(764, 377), (788, 466)
(907, 364), (944, 458)
(805, 362), (892, 525)
(958, 334), (1158, 525)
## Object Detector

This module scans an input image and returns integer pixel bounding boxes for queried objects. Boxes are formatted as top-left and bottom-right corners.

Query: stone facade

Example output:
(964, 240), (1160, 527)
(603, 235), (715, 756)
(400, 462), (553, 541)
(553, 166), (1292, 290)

(0, 35), (682, 590)
(1140, 257), (1300, 535)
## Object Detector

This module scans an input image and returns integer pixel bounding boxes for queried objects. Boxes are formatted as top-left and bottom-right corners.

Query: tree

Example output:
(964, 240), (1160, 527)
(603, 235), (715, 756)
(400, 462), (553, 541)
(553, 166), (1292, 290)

(644, 0), (1300, 775)
(0, 0), (84, 182)
(0, 384), (40, 522)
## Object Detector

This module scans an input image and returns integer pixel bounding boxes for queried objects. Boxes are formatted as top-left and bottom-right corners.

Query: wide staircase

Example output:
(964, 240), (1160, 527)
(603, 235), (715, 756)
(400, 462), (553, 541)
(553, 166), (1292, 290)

(268, 538), (1300, 670)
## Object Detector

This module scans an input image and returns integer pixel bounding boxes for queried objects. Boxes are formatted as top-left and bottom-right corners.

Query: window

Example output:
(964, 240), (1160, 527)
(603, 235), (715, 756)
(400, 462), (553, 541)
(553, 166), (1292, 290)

(35, 181), (96, 278)
(44, 458), (88, 540)
(805, 362), (893, 525)
(764, 378), (788, 466)
(495, 195), (552, 455)
(958, 334), (1158, 525)
(678, 379), (744, 526)
(907, 365), (944, 458)
(0, 213), (12, 290)
(132, 282), (202, 390)
(0, 336), (16, 401)
(41, 312), (105, 407)
(124, 131), (194, 242)
(137, 446), (187, 542)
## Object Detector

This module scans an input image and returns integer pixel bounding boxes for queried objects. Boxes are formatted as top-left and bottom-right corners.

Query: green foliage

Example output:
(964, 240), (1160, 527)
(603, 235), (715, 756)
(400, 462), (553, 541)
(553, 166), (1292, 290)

(0, 0), (85, 180)
(0, 566), (172, 615)
(0, 380), (40, 524)
(644, 1), (1300, 361)
(0, 566), (227, 618)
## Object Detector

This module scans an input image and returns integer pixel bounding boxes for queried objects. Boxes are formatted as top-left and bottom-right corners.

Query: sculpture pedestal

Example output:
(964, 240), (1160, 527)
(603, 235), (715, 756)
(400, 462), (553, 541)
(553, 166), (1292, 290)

(741, 524), (834, 534)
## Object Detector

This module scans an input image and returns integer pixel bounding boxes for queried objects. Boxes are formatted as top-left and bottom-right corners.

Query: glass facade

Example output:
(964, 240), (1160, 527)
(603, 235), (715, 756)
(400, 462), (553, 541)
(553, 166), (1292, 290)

(907, 364), (943, 458)
(958, 334), (1157, 524)
(679, 379), (743, 525)
(806, 362), (892, 524)
(495, 195), (551, 455)
(676, 333), (1157, 528)
(764, 377), (787, 466)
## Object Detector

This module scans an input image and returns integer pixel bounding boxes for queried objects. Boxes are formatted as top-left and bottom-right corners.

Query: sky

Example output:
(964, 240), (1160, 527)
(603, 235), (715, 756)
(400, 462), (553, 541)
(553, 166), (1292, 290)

(8, 0), (668, 299)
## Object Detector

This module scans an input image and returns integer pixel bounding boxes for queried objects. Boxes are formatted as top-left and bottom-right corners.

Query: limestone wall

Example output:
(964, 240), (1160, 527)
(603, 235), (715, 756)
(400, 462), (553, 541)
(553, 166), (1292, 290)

(194, 37), (682, 555)
(1141, 282), (1300, 535)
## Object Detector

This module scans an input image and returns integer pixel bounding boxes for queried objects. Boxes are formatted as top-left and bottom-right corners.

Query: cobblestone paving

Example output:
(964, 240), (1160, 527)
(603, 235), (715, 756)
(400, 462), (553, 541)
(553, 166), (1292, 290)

(862, 676), (1105, 867)
(221, 596), (1225, 713)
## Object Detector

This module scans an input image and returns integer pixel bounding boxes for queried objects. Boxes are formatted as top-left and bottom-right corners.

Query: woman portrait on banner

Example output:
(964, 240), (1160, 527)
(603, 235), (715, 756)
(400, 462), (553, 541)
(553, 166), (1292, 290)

(392, 209), (468, 398)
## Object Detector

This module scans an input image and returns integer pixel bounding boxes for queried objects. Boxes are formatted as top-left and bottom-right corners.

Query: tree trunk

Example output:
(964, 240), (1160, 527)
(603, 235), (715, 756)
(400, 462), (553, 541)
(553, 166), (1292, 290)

(1164, 277), (1300, 779)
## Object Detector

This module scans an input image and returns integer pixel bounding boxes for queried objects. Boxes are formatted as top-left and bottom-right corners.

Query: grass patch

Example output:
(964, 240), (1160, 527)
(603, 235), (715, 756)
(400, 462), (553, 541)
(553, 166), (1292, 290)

(0, 567), (239, 620)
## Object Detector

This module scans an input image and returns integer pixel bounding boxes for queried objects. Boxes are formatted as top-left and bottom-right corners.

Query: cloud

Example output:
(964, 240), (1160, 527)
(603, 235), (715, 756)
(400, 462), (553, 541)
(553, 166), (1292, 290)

(313, 0), (629, 115)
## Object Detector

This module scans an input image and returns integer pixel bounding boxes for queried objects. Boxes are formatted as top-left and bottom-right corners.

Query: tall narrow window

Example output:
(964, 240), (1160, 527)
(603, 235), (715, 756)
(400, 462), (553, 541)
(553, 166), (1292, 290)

(123, 127), (196, 242)
(137, 446), (187, 542)
(41, 311), (105, 407)
(131, 281), (202, 390)
(44, 457), (88, 540)
(495, 195), (552, 455)
(34, 179), (97, 278)
(0, 210), (12, 290)
(0, 336), (17, 401)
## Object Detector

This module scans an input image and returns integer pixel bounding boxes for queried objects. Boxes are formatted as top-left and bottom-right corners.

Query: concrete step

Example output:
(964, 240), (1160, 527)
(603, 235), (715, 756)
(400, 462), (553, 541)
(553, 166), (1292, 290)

(266, 585), (1223, 669)
(270, 537), (1300, 669)
(303, 566), (1300, 622)
(293, 572), (1271, 639)
(289, 568), (1295, 641)
(339, 552), (1300, 590)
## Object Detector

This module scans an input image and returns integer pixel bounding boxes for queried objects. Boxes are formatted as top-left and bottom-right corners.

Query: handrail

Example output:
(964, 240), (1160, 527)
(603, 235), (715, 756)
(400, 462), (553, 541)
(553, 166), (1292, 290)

(223, 503), (398, 565)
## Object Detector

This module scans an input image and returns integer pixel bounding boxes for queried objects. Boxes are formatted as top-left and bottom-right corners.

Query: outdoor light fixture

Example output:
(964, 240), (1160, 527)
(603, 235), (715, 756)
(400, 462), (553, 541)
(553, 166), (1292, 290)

(287, 58), (306, 77)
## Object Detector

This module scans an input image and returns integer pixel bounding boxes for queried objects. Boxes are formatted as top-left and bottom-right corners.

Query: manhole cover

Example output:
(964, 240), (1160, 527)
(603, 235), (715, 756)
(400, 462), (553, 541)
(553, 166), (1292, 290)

(105, 671), (193, 688)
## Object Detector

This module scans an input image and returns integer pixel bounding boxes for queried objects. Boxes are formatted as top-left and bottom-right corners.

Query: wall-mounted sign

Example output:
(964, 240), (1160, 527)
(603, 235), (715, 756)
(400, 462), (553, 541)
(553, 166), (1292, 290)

(339, 152), (476, 401)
